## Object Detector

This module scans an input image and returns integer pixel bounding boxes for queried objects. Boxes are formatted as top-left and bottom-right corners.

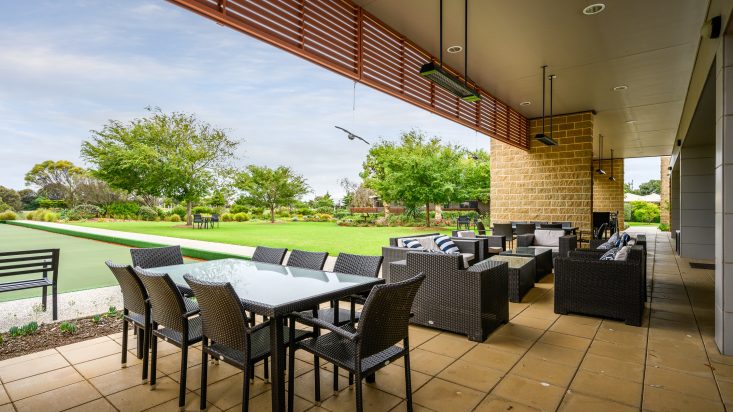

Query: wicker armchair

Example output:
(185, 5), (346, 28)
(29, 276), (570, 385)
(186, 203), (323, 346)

(251, 246), (288, 265)
(516, 230), (577, 258)
(134, 268), (202, 410)
(382, 233), (484, 282)
(287, 249), (328, 270)
(184, 275), (309, 412)
(554, 246), (645, 326)
(288, 273), (426, 412)
(390, 252), (508, 341)
(451, 231), (506, 258)
(105, 262), (150, 382)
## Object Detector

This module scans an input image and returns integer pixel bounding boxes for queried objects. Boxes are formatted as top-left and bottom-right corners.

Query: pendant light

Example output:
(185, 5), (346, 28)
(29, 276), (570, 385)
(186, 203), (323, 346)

(595, 134), (606, 174)
(608, 149), (616, 181)
(535, 66), (558, 146)
(419, 0), (481, 102)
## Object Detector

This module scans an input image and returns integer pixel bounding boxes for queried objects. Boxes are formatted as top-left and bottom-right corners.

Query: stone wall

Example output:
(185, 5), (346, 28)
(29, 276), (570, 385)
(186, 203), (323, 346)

(490, 112), (594, 232)
(660, 156), (670, 226)
(592, 158), (625, 230)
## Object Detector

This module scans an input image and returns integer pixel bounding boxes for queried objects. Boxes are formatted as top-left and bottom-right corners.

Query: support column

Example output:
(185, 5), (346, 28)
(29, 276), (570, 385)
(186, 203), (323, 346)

(660, 156), (671, 227)
(715, 33), (733, 354)
(670, 162), (680, 240)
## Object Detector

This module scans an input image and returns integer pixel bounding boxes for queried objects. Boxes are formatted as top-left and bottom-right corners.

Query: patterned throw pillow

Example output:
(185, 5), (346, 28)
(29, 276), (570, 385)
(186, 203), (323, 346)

(614, 246), (631, 261)
(597, 242), (612, 250)
(434, 235), (460, 254)
(600, 247), (618, 261)
(621, 233), (631, 245)
(402, 239), (424, 250)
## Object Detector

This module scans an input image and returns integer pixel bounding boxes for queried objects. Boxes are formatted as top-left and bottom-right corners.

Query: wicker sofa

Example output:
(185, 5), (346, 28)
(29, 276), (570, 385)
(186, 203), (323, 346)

(590, 233), (646, 252)
(516, 229), (577, 258)
(390, 252), (509, 341)
(554, 246), (646, 326)
(382, 233), (485, 282)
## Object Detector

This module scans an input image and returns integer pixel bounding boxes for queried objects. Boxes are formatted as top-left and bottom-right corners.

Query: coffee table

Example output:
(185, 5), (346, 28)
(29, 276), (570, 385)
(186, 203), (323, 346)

(488, 255), (535, 302)
(500, 247), (553, 281)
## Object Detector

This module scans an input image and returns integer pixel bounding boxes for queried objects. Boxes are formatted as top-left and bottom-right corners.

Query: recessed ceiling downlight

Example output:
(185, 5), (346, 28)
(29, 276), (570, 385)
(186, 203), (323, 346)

(447, 45), (463, 53)
(582, 3), (605, 15)
(613, 85), (628, 91)
(520, 101), (531, 106)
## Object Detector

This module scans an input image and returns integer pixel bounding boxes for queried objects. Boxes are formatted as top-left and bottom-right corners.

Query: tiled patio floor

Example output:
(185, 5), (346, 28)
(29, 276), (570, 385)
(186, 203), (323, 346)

(0, 231), (730, 411)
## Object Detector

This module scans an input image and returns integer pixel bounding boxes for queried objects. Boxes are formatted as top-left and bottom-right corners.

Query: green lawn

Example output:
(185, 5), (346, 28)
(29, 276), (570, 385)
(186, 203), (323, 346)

(0, 224), (133, 301)
(71, 221), (453, 256)
(626, 222), (659, 227)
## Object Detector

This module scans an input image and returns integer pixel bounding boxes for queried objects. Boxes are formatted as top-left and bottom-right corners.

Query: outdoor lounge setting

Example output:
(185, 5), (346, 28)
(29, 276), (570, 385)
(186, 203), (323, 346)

(3, 0), (733, 411)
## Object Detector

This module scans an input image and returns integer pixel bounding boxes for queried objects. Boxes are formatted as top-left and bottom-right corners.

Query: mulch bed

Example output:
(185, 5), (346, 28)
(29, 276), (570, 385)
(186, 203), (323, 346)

(0, 315), (125, 361)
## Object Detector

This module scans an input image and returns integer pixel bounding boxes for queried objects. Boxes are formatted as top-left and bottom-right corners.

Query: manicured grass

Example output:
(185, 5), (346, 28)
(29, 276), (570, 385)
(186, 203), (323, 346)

(626, 222), (659, 227)
(70, 221), (453, 256)
(0, 224), (132, 302)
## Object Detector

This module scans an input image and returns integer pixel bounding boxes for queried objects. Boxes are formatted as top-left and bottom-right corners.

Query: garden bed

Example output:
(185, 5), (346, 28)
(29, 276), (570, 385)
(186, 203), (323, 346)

(0, 314), (124, 361)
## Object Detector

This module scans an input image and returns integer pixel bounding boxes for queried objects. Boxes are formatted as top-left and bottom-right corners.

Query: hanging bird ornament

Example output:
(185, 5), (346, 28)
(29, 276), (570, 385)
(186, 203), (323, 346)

(335, 126), (370, 145)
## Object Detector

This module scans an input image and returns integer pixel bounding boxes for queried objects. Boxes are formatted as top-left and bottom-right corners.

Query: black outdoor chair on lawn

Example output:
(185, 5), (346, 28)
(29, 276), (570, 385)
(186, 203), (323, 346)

(288, 273), (426, 412)
(286, 249), (328, 270)
(456, 215), (471, 230)
(0, 249), (59, 320)
(185, 275), (310, 412)
(105, 261), (150, 382)
(134, 268), (202, 411)
(251, 246), (288, 265)
(131, 246), (192, 297)
(193, 213), (205, 229)
(210, 214), (220, 228)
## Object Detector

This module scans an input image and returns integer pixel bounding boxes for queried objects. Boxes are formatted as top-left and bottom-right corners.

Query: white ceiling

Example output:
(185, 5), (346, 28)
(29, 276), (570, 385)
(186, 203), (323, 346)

(353, 0), (708, 158)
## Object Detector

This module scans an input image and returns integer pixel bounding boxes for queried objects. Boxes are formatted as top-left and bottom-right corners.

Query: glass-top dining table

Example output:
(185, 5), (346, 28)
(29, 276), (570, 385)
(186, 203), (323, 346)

(146, 258), (384, 411)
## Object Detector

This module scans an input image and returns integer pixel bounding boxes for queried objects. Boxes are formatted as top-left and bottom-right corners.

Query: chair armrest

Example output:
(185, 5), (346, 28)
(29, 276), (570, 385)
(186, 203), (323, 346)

(559, 235), (577, 258)
(290, 312), (358, 341)
(183, 309), (200, 318)
(479, 235), (506, 250)
(568, 249), (605, 260)
(517, 234), (534, 247)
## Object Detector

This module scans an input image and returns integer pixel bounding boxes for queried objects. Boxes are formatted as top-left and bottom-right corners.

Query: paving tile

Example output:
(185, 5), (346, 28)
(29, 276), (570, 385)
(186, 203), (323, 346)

(579, 353), (644, 383)
(524, 342), (585, 367)
(474, 395), (540, 412)
(154, 347), (202, 375)
(490, 374), (565, 412)
(643, 385), (725, 412)
(537, 331), (591, 351)
(509, 356), (577, 387)
(364, 364), (431, 398)
(408, 326), (441, 348)
(0, 385), (8, 405)
(144, 391), (223, 412)
(437, 359), (504, 392)
(392, 348), (453, 376)
(0, 352), (69, 382)
(58, 339), (122, 364)
(644, 365), (720, 401)
(5, 365), (84, 401)
(481, 333), (534, 355)
(242, 391), (311, 412)
(0, 349), (57, 368)
(75, 352), (143, 379)
(549, 316), (600, 339)
(89, 363), (164, 396)
(558, 391), (638, 412)
(106, 376), (186, 411)
(171, 360), (243, 391)
(647, 351), (715, 377)
(321, 383), (402, 412)
(493, 323), (545, 342)
(291, 369), (349, 405)
(65, 398), (118, 412)
(458, 345), (522, 373)
(14, 381), (101, 412)
(412, 377), (485, 412)
(594, 327), (647, 347)
(587, 340), (645, 364)
(510, 313), (556, 330)
(389, 400), (436, 412)
(417, 333), (476, 358)
(569, 370), (641, 407)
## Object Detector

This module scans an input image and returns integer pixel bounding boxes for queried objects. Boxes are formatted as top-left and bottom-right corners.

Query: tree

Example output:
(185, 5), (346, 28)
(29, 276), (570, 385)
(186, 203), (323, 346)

(360, 130), (471, 226)
(233, 165), (310, 223)
(461, 150), (491, 203)
(18, 189), (38, 210)
(311, 192), (335, 210)
(637, 179), (661, 196)
(207, 189), (228, 208)
(0, 186), (22, 211)
(82, 108), (240, 225)
(24, 160), (86, 206)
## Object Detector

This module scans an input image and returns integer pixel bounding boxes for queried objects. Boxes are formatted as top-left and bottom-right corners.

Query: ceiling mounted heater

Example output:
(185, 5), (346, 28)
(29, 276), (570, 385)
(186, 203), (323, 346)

(420, 0), (481, 102)
(535, 65), (558, 145)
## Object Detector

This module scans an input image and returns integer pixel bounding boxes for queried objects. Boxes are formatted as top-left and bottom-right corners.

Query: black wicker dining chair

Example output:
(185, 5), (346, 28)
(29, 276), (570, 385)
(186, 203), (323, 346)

(515, 223), (536, 236)
(105, 261), (151, 382)
(251, 246), (288, 265)
(193, 213), (204, 229)
(184, 275), (310, 412)
(134, 268), (202, 411)
(286, 249), (328, 270)
(131, 246), (192, 297)
(476, 221), (487, 236)
(492, 223), (515, 250)
(288, 273), (426, 412)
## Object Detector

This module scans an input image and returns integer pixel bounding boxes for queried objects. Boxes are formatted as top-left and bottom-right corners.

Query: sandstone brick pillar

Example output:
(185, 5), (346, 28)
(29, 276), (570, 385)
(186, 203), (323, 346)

(660, 156), (671, 226)
(490, 112), (593, 232)
(592, 158), (625, 230)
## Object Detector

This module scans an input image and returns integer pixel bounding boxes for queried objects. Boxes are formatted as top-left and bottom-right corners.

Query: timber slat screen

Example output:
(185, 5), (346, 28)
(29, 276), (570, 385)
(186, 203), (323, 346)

(170, 0), (530, 150)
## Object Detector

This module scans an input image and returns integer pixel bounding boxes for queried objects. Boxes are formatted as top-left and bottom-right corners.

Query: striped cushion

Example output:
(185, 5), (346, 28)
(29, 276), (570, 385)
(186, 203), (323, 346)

(434, 235), (460, 254)
(600, 247), (618, 261)
(402, 239), (424, 250)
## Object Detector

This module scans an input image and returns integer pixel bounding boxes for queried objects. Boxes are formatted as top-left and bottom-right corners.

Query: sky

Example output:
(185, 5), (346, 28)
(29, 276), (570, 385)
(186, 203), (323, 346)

(0, 1), (659, 200)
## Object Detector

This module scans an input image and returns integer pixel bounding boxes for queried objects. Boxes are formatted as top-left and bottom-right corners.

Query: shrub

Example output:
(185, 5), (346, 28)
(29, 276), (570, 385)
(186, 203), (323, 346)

(221, 213), (235, 222)
(0, 210), (17, 220)
(234, 212), (250, 222)
(315, 206), (333, 214)
(658, 223), (670, 231)
(295, 207), (314, 216)
(37, 198), (67, 209)
(168, 214), (182, 223)
(629, 201), (660, 223)
(138, 206), (158, 221)
(70, 204), (102, 220)
(193, 206), (214, 215)
(170, 205), (187, 219)
(229, 204), (249, 214)
(9, 321), (38, 337)
(59, 322), (77, 334)
(106, 201), (140, 219)
(623, 202), (633, 222)
(42, 211), (59, 222)
(333, 210), (350, 220)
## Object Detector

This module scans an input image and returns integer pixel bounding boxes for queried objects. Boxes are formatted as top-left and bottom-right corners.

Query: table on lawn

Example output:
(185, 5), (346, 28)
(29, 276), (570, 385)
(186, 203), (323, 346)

(147, 258), (384, 411)
(500, 247), (553, 281)
(488, 255), (536, 303)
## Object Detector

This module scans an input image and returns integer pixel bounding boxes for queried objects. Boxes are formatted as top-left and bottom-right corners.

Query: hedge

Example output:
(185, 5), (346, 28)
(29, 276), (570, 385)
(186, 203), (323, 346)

(3, 221), (250, 262)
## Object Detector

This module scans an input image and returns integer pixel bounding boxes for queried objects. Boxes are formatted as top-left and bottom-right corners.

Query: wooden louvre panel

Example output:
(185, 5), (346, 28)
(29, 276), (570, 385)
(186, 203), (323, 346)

(169, 0), (530, 150)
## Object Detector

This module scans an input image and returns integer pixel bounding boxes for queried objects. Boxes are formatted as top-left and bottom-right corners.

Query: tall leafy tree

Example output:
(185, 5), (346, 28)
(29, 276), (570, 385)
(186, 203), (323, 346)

(233, 165), (309, 223)
(81, 108), (240, 225)
(24, 160), (86, 206)
(637, 179), (661, 195)
(0, 186), (22, 211)
(360, 130), (469, 226)
(461, 150), (491, 203)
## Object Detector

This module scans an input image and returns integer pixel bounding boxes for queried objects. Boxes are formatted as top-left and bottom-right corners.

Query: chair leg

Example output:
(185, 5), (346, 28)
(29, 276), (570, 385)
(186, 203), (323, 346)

(52, 285), (57, 320)
(42, 286), (47, 312)
(200, 339), (208, 411)
(263, 358), (269, 382)
(179, 345), (188, 410)
(121, 319), (129, 367)
(142, 325), (150, 383)
(355, 372), (363, 412)
(242, 359), (251, 412)
(150, 333), (158, 388)
(287, 321), (296, 412)
(136, 326), (144, 359)
(313, 355), (321, 402)
(333, 365), (339, 392)
(404, 351), (413, 412)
